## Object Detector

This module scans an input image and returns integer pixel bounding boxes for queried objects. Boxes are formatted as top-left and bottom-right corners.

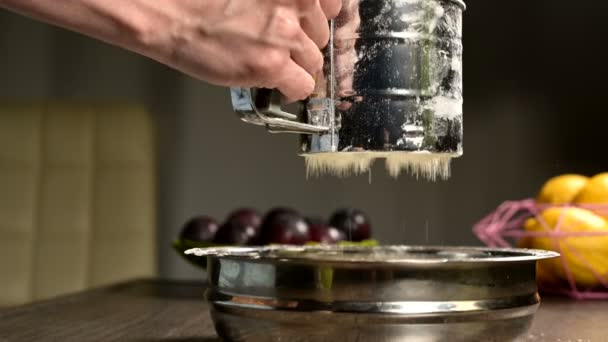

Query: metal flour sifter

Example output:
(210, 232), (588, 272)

(231, 0), (465, 179)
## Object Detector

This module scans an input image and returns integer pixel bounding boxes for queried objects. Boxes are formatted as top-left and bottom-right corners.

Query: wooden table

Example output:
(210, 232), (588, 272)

(0, 279), (605, 341)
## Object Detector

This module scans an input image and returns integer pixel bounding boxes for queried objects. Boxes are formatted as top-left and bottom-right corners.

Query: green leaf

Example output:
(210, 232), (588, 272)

(319, 266), (334, 290)
(337, 239), (380, 247)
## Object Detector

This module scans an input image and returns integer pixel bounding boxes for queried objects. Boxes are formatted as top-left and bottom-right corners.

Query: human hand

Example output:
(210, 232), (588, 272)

(0, 0), (342, 101)
(309, 0), (359, 109)
(130, 0), (342, 101)
(334, 0), (360, 110)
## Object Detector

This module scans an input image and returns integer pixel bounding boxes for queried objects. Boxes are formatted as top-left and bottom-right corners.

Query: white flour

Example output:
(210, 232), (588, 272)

(303, 152), (457, 181)
(423, 96), (463, 120)
(396, 0), (446, 35)
(385, 152), (453, 180)
(304, 152), (376, 178)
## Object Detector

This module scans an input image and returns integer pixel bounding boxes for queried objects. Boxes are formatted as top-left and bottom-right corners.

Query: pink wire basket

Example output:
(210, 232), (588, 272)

(473, 199), (608, 300)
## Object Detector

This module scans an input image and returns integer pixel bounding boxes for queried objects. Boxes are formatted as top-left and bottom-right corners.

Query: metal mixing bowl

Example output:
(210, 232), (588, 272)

(186, 245), (558, 342)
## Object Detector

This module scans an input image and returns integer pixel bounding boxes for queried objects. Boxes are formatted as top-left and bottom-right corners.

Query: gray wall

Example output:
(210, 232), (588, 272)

(1, 1), (605, 280)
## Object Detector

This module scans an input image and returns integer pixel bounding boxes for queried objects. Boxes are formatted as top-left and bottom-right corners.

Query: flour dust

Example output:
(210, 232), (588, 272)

(303, 152), (457, 181)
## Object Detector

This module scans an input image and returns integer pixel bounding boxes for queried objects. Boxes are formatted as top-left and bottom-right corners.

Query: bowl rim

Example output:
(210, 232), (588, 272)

(185, 245), (559, 265)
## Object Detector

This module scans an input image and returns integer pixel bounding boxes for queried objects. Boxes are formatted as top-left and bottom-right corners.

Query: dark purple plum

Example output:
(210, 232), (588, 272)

(306, 217), (345, 244)
(211, 208), (262, 245)
(212, 221), (258, 245)
(258, 208), (310, 245)
(225, 208), (262, 233)
(329, 208), (372, 242)
(180, 216), (219, 242)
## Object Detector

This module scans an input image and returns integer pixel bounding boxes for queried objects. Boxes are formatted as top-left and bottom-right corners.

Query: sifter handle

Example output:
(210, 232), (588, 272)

(230, 87), (331, 134)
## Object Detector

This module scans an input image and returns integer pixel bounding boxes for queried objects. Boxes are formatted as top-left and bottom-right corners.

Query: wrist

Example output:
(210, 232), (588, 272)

(86, 0), (225, 65)
(78, 0), (169, 57)
(0, 0), (219, 65)
(0, 0), (135, 53)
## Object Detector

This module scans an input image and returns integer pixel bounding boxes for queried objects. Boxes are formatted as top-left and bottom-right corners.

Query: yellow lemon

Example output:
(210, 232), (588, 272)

(537, 174), (588, 205)
(524, 207), (608, 288)
(575, 172), (608, 204)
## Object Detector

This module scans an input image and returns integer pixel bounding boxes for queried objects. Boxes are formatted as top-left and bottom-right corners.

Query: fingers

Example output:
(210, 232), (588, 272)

(260, 6), (323, 98)
(263, 6), (323, 76)
(336, 48), (355, 94)
(262, 6), (306, 49)
(336, 0), (360, 22)
(335, 48), (355, 110)
(240, 44), (314, 101)
(290, 29), (324, 77)
(296, 0), (342, 48)
(319, 0), (342, 19)
(218, 1), (331, 100)
(299, 3), (331, 48)
(274, 59), (316, 102)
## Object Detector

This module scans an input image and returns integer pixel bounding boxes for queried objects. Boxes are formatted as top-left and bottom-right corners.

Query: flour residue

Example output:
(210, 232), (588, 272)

(423, 96), (463, 120)
(303, 152), (458, 181)
(385, 152), (453, 180)
(304, 152), (375, 178)
(396, 0), (446, 36)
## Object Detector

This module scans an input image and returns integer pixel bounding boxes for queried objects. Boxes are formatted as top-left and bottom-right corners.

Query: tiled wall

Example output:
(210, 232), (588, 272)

(0, 102), (157, 306)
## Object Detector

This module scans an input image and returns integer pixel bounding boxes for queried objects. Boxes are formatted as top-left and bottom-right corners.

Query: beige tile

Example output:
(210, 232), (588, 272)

(31, 231), (89, 300)
(0, 101), (157, 305)
(0, 165), (39, 233)
(0, 104), (42, 163)
(44, 104), (94, 165)
(38, 166), (92, 234)
(93, 165), (155, 234)
(88, 233), (155, 287)
(0, 232), (33, 306)
(95, 105), (154, 164)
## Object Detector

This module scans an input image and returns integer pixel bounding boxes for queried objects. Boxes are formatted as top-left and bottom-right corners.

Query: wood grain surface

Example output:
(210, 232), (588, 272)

(0, 279), (606, 341)
(0, 279), (218, 341)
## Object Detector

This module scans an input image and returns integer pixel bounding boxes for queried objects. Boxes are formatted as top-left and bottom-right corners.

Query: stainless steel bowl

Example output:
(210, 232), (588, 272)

(186, 245), (558, 342)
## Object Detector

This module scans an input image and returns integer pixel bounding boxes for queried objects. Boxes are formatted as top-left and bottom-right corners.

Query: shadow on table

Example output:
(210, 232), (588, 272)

(108, 279), (208, 301)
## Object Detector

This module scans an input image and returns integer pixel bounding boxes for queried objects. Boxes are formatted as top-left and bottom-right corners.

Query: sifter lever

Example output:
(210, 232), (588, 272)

(230, 87), (331, 134)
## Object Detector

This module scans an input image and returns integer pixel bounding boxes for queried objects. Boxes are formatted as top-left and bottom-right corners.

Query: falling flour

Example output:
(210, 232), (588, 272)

(385, 152), (453, 180)
(304, 152), (375, 178)
(303, 152), (457, 181)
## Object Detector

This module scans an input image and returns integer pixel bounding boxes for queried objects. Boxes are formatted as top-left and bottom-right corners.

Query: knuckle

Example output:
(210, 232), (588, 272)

(133, 19), (163, 50)
(272, 8), (301, 40)
(251, 49), (288, 77)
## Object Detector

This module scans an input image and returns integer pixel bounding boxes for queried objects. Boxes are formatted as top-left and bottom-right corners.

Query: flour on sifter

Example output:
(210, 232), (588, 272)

(303, 152), (457, 181)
